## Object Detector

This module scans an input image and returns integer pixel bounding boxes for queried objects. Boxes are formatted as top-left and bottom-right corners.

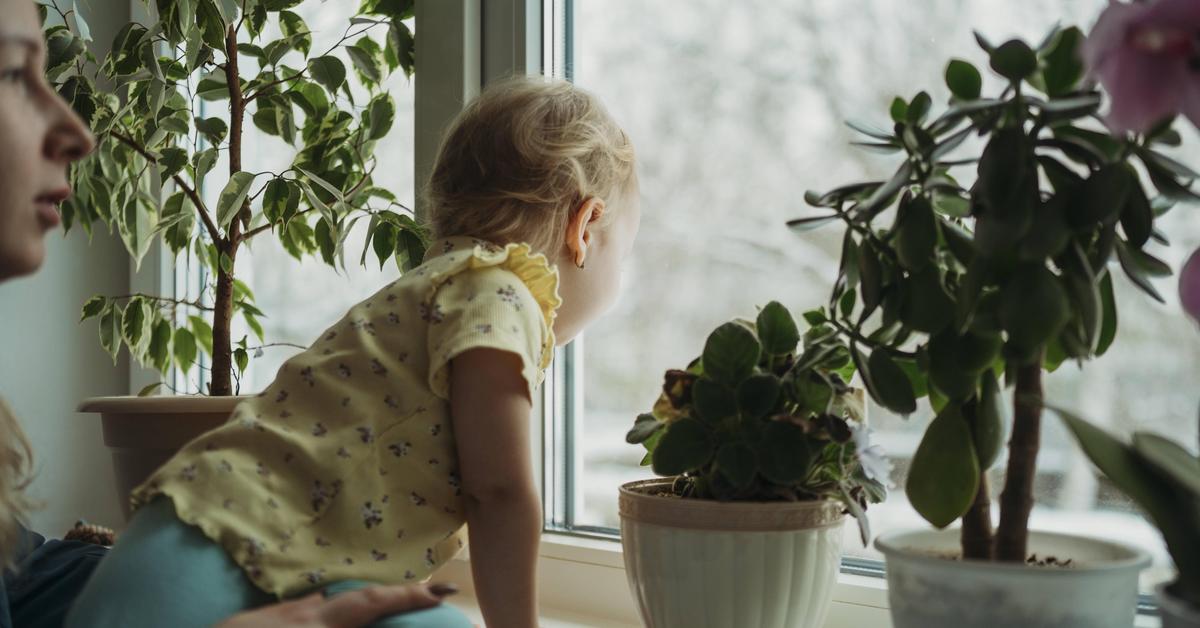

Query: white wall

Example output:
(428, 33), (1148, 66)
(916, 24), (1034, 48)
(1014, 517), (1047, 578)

(0, 0), (134, 535)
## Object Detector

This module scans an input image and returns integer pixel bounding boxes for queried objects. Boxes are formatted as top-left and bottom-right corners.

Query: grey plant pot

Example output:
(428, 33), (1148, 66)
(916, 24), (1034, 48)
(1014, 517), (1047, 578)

(876, 528), (1150, 628)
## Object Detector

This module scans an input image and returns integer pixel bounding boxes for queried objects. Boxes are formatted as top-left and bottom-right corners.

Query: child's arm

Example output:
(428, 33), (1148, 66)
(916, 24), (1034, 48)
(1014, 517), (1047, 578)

(449, 348), (541, 628)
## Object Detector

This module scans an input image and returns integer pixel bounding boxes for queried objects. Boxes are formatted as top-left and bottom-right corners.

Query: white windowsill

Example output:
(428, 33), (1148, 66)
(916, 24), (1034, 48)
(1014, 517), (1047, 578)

(433, 532), (1163, 627)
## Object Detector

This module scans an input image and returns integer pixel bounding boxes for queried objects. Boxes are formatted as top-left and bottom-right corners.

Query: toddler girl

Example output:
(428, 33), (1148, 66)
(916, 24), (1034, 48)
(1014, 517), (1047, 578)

(66, 76), (640, 628)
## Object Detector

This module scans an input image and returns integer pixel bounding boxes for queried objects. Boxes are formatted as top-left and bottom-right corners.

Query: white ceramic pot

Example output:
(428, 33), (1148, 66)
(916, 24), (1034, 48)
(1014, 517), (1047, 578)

(619, 479), (844, 628)
(1158, 583), (1200, 628)
(877, 528), (1150, 628)
(79, 395), (247, 520)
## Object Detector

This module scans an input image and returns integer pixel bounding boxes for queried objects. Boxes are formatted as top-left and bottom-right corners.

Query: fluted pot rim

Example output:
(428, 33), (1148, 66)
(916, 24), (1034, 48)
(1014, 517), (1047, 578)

(618, 478), (845, 532)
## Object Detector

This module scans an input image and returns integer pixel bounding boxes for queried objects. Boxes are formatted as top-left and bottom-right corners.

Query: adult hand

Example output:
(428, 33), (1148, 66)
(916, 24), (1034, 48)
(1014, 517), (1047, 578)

(214, 582), (459, 628)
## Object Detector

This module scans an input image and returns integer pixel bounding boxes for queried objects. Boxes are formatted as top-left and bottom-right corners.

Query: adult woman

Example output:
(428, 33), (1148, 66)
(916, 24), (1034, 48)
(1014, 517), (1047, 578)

(0, 0), (460, 625)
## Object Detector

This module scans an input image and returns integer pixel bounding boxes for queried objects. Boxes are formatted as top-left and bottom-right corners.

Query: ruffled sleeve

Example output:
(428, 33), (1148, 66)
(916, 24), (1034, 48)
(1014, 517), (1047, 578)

(424, 239), (562, 401)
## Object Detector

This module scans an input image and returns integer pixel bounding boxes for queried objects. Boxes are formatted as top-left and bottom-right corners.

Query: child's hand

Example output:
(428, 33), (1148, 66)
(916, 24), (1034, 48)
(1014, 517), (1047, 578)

(214, 582), (457, 628)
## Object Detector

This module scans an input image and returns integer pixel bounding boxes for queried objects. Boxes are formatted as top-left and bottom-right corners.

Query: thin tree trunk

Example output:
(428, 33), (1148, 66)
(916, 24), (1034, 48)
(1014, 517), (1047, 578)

(995, 354), (1044, 562)
(961, 474), (994, 560)
(209, 25), (245, 396)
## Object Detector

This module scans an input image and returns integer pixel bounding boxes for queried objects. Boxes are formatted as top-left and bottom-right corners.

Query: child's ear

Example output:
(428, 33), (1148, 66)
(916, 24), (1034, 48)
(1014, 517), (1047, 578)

(565, 197), (605, 267)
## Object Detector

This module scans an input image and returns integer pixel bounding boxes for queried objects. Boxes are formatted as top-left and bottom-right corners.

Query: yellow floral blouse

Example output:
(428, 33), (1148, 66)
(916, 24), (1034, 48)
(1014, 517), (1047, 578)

(131, 237), (561, 597)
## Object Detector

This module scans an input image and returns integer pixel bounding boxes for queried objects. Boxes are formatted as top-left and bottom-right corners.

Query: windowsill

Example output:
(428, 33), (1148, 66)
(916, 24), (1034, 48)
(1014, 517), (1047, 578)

(434, 532), (1163, 628)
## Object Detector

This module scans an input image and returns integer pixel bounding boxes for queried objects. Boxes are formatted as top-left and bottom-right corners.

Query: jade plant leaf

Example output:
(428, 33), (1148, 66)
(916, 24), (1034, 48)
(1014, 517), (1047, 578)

(907, 404), (980, 528)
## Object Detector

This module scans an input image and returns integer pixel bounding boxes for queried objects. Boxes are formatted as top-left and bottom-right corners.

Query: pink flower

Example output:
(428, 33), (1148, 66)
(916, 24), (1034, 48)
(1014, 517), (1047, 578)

(1083, 0), (1200, 134)
(1181, 247), (1200, 324)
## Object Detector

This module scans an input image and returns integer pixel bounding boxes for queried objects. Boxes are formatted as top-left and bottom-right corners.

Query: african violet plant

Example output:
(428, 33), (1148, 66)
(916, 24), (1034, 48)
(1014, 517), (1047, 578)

(42, 0), (425, 395)
(625, 301), (890, 543)
(794, 26), (1194, 562)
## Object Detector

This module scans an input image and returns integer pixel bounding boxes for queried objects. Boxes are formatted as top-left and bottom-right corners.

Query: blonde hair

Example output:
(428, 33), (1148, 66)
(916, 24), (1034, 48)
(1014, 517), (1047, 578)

(0, 400), (33, 568)
(425, 76), (637, 258)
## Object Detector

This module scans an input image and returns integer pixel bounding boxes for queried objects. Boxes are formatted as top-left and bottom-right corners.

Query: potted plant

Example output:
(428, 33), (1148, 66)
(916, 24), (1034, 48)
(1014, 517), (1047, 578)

(622, 301), (889, 628)
(794, 17), (1194, 627)
(1057, 407), (1200, 628)
(41, 0), (425, 517)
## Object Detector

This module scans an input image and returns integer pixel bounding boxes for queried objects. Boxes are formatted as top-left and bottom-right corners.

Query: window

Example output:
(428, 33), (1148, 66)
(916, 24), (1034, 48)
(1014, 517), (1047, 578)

(548, 0), (1199, 594)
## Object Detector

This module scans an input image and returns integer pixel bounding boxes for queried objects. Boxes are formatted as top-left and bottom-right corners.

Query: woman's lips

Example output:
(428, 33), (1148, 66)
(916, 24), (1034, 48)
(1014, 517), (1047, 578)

(35, 188), (71, 229)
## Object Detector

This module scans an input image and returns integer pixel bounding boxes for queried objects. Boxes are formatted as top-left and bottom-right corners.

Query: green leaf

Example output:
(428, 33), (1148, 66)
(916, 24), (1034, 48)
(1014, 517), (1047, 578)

(121, 296), (149, 351)
(194, 147), (218, 182)
(394, 223), (426, 272)
(989, 39), (1037, 82)
(945, 59), (982, 100)
(148, 318), (173, 374)
(196, 71), (230, 101)
(907, 91), (932, 125)
(173, 327), (197, 370)
(194, 116), (228, 145)
(188, 315), (214, 356)
(1096, 272), (1118, 356)
(80, 296), (107, 321)
(702, 322), (762, 386)
(889, 97), (908, 124)
(716, 443), (758, 490)
(999, 265), (1070, 361)
(906, 404), (980, 528)
(692, 377), (738, 423)
(1132, 432), (1200, 497)
(1040, 27), (1084, 97)
(755, 301), (800, 355)
(758, 420), (814, 484)
(158, 147), (189, 182)
(98, 302), (123, 363)
(315, 217), (337, 266)
(651, 418), (715, 476)
(262, 178), (290, 223)
(1115, 240), (1166, 303)
(1121, 175), (1154, 248)
(971, 371), (1006, 470)
(216, 171), (257, 228)
(901, 266), (953, 334)
(137, 382), (162, 397)
(347, 38), (384, 84)
(1067, 163), (1132, 230)
(865, 348), (917, 415)
(737, 373), (782, 420)
(388, 20), (415, 76)
(366, 93), (396, 141)
(279, 11), (311, 56)
(894, 195), (938, 271)
(372, 222), (397, 269)
(234, 347), (249, 373)
(307, 55), (346, 93)
(626, 413), (663, 444)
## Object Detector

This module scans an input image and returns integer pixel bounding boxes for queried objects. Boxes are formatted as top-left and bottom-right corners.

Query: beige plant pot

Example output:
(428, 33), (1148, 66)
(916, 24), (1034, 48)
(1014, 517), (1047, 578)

(619, 478), (845, 628)
(78, 395), (247, 520)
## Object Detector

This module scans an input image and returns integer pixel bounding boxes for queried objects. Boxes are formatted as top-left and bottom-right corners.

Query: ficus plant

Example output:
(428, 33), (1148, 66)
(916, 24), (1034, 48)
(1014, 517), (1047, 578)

(41, 0), (426, 396)
(625, 301), (889, 544)
(794, 27), (1194, 562)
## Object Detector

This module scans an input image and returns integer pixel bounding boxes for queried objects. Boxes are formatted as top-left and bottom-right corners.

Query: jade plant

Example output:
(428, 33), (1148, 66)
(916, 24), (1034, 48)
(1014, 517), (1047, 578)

(41, 0), (426, 395)
(1057, 408), (1200, 607)
(793, 26), (1194, 561)
(625, 301), (890, 543)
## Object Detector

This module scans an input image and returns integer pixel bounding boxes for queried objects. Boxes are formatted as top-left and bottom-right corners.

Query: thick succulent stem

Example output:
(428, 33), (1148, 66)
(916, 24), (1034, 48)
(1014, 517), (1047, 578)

(961, 473), (994, 560)
(995, 355), (1043, 562)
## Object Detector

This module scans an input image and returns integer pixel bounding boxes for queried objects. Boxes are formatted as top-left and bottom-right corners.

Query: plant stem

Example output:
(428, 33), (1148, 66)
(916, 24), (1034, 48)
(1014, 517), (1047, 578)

(961, 473), (994, 560)
(209, 25), (245, 397)
(995, 352), (1044, 562)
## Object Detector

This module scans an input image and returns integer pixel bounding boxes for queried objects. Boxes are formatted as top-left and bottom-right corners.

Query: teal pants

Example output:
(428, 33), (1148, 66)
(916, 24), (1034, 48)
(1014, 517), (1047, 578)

(64, 499), (473, 628)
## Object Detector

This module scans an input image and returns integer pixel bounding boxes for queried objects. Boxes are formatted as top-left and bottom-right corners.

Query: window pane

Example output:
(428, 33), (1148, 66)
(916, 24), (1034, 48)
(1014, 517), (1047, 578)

(570, 0), (1198, 591)
(214, 6), (416, 394)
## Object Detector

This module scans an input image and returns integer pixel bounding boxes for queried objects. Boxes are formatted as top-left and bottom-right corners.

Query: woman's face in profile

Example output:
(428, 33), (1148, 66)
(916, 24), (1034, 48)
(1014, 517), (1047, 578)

(0, 0), (94, 281)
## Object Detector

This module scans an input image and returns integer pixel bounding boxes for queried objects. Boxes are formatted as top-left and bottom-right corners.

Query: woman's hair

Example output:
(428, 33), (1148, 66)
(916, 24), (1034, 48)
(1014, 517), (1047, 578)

(425, 76), (637, 258)
(0, 400), (33, 568)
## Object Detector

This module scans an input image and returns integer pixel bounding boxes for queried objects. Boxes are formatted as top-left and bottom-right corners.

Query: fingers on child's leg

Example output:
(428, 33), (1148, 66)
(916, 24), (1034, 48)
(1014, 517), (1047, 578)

(319, 584), (441, 627)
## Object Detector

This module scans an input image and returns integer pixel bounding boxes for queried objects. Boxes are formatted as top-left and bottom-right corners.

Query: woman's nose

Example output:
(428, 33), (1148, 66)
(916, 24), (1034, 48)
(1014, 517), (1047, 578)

(43, 96), (96, 164)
